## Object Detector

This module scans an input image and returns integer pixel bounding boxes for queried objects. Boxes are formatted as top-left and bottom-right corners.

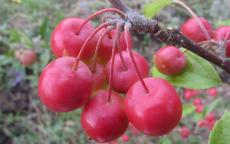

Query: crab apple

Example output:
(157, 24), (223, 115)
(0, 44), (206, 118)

(81, 90), (129, 143)
(96, 29), (133, 64)
(154, 46), (186, 75)
(125, 77), (182, 136)
(106, 50), (149, 93)
(213, 26), (230, 57)
(91, 64), (106, 91)
(181, 17), (212, 43)
(198, 119), (208, 128)
(121, 134), (129, 142)
(180, 126), (190, 139)
(51, 18), (97, 62)
(207, 87), (218, 97)
(184, 88), (199, 101)
(38, 57), (93, 112)
(195, 105), (204, 113)
(205, 112), (216, 123)
(193, 98), (202, 106)
(15, 49), (37, 66)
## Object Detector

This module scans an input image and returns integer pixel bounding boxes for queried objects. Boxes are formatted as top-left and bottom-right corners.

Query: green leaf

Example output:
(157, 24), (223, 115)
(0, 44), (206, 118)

(9, 29), (21, 43)
(40, 49), (51, 68)
(182, 104), (196, 117)
(152, 49), (222, 89)
(143, 0), (172, 18)
(209, 111), (230, 144)
(215, 19), (230, 27)
(9, 29), (33, 48)
(39, 17), (50, 40)
(159, 136), (172, 144)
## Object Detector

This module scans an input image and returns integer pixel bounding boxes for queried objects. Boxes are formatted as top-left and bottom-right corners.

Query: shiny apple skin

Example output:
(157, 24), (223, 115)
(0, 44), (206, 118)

(97, 29), (133, 64)
(50, 18), (97, 62)
(124, 77), (182, 136)
(38, 57), (93, 112)
(81, 90), (129, 143)
(106, 50), (149, 93)
(181, 17), (212, 43)
(154, 46), (186, 75)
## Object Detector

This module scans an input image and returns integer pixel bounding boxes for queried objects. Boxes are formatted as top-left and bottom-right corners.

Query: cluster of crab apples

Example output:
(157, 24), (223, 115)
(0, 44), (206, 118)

(181, 17), (230, 57)
(37, 8), (229, 143)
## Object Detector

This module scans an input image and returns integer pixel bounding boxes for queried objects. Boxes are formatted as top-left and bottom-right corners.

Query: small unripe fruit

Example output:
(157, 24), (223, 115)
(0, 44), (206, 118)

(154, 46), (186, 75)
(121, 134), (129, 142)
(207, 87), (218, 97)
(195, 105), (204, 113)
(15, 49), (37, 66)
(181, 17), (212, 43)
(193, 98), (202, 106)
(198, 120), (208, 128)
(180, 126), (190, 139)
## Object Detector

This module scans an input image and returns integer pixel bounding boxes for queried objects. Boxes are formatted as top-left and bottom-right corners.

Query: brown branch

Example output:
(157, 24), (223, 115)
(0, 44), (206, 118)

(108, 0), (230, 74)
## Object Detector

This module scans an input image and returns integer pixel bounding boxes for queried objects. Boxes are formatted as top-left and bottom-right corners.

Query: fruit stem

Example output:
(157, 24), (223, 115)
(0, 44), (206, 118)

(72, 21), (116, 70)
(76, 8), (127, 35)
(172, 0), (212, 41)
(108, 22), (121, 102)
(63, 49), (68, 56)
(124, 22), (150, 93)
(116, 23), (128, 70)
(91, 26), (116, 72)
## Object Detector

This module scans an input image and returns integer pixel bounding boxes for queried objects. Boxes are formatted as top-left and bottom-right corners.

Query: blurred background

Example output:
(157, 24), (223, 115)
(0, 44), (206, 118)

(0, 0), (230, 144)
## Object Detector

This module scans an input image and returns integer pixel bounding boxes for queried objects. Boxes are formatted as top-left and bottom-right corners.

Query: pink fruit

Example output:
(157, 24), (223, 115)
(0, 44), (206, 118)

(195, 105), (204, 113)
(96, 29), (133, 64)
(207, 87), (218, 97)
(180, 126), (190, 139)
(154, 46), (186, 75)
(15, 49), (37, 66)
(125, 77), (182, 136)
(121, 134), (129, 142)
(181, 17), (212, 43)
(81, 90), (129, 143)
(106, 50), (149, 93)
(51, 18), (97, 62)
(193, 98), (202, 106)
(38, 57), (93, 112)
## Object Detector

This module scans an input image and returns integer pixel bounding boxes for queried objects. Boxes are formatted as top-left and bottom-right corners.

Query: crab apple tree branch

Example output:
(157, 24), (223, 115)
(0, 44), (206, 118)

(108, 0), (230, 74)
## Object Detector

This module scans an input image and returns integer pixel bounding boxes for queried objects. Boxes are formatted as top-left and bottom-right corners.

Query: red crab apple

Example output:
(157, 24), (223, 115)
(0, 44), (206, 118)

(50, 18), (97, 62)
(213, 26), (230, 57)
(121, 134), (129, 142)
(91, 63), (106, 91)
(207, 87), (218, 97)
(154, 46), (186, 75)
(125, 77), (182, 136)
(180, 126), (190, 139)
(96, 29), (133, 64)
(38, 57), (93, 112)
(106, 50), (149, 93)
(181, 17), (212, 43)
(15, 49), (37, 66)
(81, 90), (128, 143)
